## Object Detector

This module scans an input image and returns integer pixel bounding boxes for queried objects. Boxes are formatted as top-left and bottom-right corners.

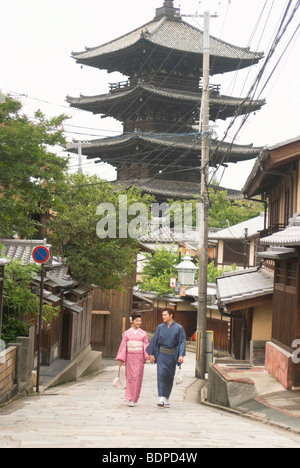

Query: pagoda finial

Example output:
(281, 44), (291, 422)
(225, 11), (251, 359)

(155, 0), (180, 20)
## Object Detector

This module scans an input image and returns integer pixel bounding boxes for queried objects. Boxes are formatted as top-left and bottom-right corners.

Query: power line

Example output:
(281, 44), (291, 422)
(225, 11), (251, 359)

(209, 0), (300, 185)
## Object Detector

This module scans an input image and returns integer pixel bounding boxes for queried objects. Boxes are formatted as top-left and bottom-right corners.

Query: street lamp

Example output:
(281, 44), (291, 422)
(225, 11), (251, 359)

(176, 253), (197, 287)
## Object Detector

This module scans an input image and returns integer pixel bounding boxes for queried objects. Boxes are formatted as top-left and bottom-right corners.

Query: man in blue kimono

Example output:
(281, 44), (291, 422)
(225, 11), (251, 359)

(147, 309), (186, 408)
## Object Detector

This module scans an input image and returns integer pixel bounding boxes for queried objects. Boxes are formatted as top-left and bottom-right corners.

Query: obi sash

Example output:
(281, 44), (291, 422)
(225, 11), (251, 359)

(127, 340), (144, 352)
(160, 346), (176, 355)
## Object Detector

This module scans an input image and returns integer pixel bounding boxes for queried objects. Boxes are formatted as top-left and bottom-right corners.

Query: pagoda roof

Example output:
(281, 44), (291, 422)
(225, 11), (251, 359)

(112, 179), (243, 201)
(66, 82), (265, 121)
(72, 15), (263, 75)
(67, 133), (262, 166)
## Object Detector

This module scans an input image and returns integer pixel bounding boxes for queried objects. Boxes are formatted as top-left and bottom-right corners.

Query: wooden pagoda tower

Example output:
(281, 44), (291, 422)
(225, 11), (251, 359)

(67, 1), (265, 201)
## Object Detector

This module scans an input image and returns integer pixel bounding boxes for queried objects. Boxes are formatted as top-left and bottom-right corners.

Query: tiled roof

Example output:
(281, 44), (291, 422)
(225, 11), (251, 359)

(139, 219), (176, 244)
(0, 239), (75, 288)
(113, 179), (243, 201)
(72, 16), (263, 73)
(66, 83), (265, 121)
(216, 267), (274, 305)
(67, 133), (262, 164)
(208, 212), (266, 240)
(261, 213), (300, 246)
(0, 239), (51, 265)
(257, 247), (297, 261)
(243, 137), (300, 198)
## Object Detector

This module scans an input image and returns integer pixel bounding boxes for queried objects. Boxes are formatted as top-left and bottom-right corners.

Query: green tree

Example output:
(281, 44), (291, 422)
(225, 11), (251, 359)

(0, 254), (59, 343)
(166, 188), (262, 230)
(139, 246), (178, 296)
(208, 189), (262, 229)
(207, 261), (237, 283)
(0, 97), (68, 238)
(48, 173), (154, 289)
(142, 246), (178, 278)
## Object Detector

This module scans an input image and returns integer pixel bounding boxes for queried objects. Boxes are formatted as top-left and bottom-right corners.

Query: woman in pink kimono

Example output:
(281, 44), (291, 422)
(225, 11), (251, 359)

(116, 312), (149, 407)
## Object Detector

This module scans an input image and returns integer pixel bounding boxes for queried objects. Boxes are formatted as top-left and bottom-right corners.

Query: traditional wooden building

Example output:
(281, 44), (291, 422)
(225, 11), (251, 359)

(209, 212), (267, 269)
(244, 136), (300, 389)
(91, 281), (134, 357)
(66, 0), (265, 202)
(132, 284), (231, 353)
(0, 239), (100, 376)
(216, 267), (274, 364)
(244, 137), (300, 236)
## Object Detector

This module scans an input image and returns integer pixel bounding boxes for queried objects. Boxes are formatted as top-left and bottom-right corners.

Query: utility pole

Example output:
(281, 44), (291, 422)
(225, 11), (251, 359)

(243, 228), (249, 269)
(196, 11), (212, 380)
(36, 263), (45, 394)
(78, 141), (83, 174)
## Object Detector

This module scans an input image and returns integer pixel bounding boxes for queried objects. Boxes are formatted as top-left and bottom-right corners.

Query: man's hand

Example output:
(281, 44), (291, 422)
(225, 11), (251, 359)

(178, 356), (184, 364)
(149, 355), (155, 364)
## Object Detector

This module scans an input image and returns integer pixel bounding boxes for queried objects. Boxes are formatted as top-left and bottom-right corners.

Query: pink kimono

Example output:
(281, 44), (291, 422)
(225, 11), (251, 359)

(116, 328), (149, 403)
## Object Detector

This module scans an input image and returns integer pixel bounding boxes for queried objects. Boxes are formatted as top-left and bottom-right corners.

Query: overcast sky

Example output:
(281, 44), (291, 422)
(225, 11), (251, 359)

(1, 0), (299, 189)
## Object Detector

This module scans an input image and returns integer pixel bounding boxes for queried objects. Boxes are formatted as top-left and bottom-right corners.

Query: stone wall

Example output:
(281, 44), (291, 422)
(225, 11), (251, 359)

(0, 330), (35, 404)
(0, 346), (17, 404)
(207, 363), (257, 408)
(265, 341), (293, 389)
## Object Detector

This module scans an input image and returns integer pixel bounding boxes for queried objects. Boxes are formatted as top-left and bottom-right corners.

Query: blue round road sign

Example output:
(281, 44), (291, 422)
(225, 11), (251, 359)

(32, 246), (50, 264)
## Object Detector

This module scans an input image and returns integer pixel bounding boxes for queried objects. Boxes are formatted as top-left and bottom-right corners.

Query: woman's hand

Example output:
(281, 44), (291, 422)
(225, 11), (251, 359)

(149, 355), (155, 364)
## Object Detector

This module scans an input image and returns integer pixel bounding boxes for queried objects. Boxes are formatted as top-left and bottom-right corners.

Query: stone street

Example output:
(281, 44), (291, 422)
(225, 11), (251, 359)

(1, 352), (300, 448)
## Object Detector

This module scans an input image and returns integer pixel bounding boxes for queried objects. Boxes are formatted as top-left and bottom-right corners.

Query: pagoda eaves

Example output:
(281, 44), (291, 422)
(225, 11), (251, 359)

(67, 2), (265, 200)
(112, 179), (243, 202)
(67, 133), (262, 166)
(72, 16), (263, 76)
(67, 83), (265, 128)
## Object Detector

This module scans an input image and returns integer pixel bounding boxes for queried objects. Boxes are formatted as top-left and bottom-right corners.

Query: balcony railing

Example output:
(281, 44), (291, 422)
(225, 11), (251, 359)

(259, 223), (286, 239)
(109, 78), (221, 94)
(109, 80), (131, 93)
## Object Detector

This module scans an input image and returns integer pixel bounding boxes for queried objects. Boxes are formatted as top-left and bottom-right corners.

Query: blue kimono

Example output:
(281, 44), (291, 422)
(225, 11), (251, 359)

(146, 321), (186, 399)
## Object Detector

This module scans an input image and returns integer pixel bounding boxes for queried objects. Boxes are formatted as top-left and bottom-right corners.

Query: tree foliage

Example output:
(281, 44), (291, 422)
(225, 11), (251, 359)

(207, 261), (237, 283)
(139, 247), (179, 296)
(48, 173), (154, 289)
(0, 250), (59, 343)
(0, 97), (68, 237)
(166, 188), (262, 230)
(208, 189), (262, 229)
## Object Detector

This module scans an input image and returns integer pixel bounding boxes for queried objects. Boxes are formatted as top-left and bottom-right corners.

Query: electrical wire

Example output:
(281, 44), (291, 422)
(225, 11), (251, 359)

(209, 0), (300, 186)
(4, 2), (299, 192)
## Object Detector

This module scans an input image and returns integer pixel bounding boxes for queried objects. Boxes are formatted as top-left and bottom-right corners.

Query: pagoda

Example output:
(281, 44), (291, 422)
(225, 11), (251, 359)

(67, 1), (265, 201)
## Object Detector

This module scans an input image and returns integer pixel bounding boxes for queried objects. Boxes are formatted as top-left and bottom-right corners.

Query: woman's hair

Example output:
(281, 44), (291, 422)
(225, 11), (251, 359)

(130, 312), (142, 322)
(162, 308), (175, 318)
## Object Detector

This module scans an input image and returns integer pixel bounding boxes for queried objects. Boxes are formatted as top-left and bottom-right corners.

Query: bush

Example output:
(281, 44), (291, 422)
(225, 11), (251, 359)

(1, 318), (29, 344)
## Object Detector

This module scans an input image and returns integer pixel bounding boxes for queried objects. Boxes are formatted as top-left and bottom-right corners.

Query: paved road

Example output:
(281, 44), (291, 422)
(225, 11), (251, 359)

(1, 352), (300, 448)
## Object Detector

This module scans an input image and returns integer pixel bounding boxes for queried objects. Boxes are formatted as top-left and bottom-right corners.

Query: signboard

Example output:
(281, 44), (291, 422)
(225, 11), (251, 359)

(170, 277), (177, 288)
(32, 246), (50, 264)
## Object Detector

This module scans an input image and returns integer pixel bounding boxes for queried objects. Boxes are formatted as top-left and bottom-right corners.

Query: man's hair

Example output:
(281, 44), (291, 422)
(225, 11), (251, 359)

(162, 308), (175, 318)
